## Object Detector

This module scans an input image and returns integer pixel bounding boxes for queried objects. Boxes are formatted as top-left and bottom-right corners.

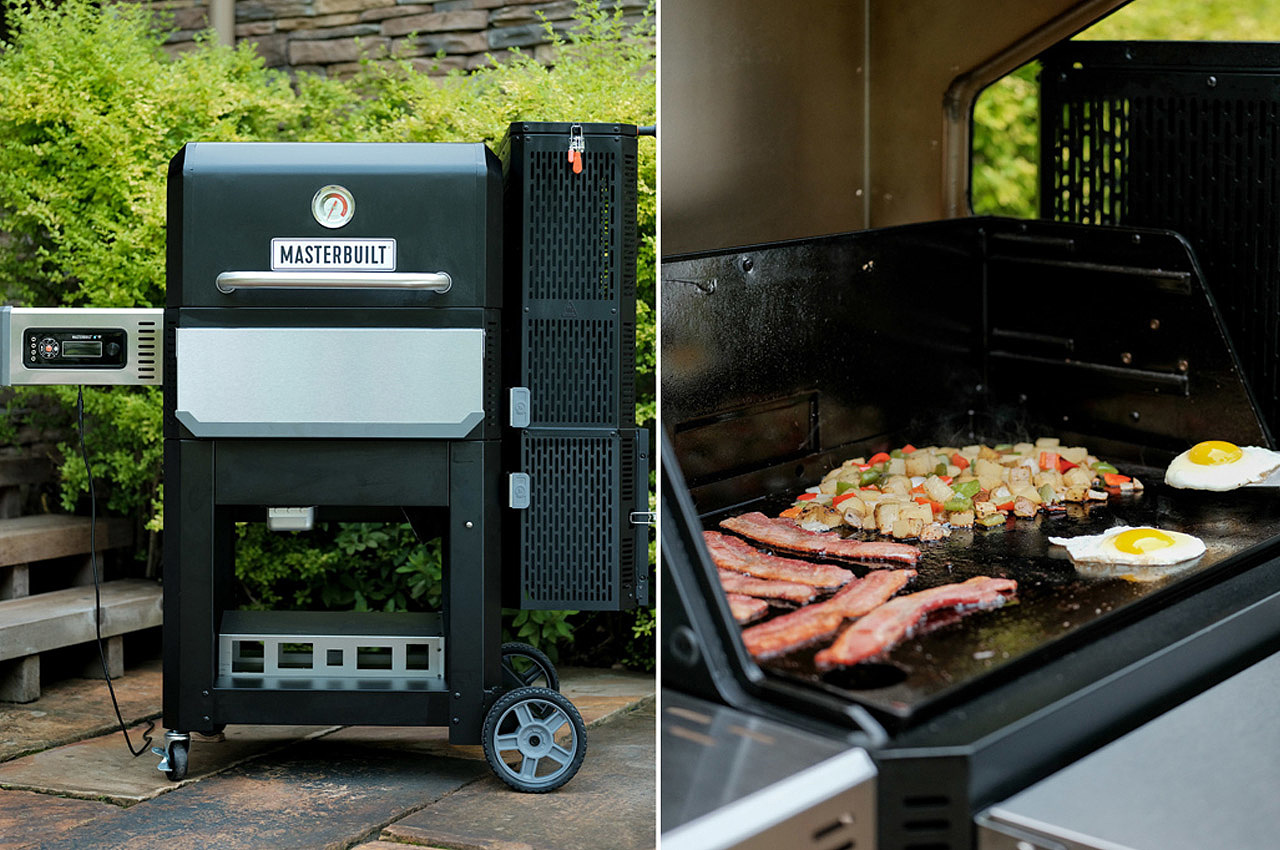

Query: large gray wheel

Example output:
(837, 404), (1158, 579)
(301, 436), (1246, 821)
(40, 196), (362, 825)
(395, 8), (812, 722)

(501, 641), (560, 691)
(482, 686), (586, 792)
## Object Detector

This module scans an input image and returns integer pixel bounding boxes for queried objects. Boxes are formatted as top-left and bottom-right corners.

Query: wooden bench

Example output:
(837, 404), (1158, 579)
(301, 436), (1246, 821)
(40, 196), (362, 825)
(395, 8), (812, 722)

(0, 514), (153, 702)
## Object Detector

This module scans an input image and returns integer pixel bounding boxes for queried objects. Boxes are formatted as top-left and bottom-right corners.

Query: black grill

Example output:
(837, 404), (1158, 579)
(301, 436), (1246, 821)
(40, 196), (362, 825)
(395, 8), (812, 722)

(1041, 41), (1280, 437)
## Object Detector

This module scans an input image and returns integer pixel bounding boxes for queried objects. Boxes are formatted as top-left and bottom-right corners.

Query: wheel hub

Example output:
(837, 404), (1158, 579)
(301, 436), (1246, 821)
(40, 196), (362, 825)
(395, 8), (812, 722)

(517, 722), (555, 758)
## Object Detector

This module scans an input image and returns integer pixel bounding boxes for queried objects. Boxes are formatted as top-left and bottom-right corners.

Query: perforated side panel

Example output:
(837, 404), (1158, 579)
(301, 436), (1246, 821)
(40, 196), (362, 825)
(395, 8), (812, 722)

(1041, 42), (1280, 436)
(528, 150), (618, 302)
(526, 317), (617, 424)
(521, 432), (619, 608)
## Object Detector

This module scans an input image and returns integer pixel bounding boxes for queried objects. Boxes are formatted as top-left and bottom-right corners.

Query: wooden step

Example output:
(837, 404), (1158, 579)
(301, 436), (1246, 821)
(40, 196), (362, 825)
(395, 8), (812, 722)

(0, 579), (162, 663)
(0, 515), (133, 568)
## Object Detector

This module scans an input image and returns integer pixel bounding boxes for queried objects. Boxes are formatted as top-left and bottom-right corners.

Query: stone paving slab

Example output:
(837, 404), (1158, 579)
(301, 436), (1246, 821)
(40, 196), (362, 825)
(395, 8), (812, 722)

(0, 660), (162, 762)
(23, 742), (490, 850)
(384, 702), (656, 850)
(0, 721), (336, 803)
(0, 789), (117, 850)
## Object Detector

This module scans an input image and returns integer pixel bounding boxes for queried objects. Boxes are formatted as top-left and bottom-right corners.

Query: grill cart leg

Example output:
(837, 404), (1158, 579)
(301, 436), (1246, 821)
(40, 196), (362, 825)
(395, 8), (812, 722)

(482, 686), (586, 793)
(500, 641), (560, 691)
(153, 730), (190, 781)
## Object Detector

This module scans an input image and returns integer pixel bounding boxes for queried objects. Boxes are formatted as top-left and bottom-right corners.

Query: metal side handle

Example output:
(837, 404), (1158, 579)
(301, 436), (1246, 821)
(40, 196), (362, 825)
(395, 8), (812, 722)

(216, 271), (452, 294)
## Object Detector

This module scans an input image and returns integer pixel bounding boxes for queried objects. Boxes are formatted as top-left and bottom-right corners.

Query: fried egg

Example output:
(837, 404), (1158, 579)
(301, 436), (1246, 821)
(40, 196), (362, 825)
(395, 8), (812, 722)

(1049, 526), (1205, 566)
(1164, 440), (1280, 491)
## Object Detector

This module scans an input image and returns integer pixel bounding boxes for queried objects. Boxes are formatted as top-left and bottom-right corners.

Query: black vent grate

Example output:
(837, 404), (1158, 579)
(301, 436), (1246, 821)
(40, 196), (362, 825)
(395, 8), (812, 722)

(521, 433), (617, 606)
(528, 150), (617, 302)
(527, 318), (617, 425)
(1041, 42), (1280, 435)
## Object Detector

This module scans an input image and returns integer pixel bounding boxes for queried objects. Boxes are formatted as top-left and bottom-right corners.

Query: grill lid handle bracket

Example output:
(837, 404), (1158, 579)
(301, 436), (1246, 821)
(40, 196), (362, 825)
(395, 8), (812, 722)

(215, 271), (452, 293)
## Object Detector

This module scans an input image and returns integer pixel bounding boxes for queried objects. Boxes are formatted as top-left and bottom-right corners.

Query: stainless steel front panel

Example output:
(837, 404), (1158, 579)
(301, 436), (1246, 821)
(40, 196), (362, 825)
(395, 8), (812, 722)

(175, 326), (485, 438)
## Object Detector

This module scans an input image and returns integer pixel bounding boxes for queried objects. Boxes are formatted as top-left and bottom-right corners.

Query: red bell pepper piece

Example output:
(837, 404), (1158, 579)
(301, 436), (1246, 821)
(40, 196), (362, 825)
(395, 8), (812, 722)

(1058, 457), (1078, 472)
(1103, 473), (1131, 486)
(779, 506), (802, 518)
(1039, 451), (1059, 471)
(902, 444), (917, 454)
(868, 451), (891, 465)
(797, 492), (818, 501)
(951, 452), (970, 470)
(996, 500), (1015, 512)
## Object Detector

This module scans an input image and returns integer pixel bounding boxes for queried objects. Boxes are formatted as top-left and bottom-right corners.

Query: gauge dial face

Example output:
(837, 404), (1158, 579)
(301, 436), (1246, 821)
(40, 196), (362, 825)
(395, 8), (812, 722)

(312, 184), (355, 228)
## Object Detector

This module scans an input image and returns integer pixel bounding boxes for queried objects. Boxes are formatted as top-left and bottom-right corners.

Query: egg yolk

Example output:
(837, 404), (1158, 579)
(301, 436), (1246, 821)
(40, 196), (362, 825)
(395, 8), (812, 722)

(1112, 528), (1176, 554)
(1188, 440), (1243, 465)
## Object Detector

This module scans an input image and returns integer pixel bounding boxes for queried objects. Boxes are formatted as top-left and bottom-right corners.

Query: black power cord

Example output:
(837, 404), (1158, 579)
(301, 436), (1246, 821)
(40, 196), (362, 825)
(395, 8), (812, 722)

(77, 385), (154, 757)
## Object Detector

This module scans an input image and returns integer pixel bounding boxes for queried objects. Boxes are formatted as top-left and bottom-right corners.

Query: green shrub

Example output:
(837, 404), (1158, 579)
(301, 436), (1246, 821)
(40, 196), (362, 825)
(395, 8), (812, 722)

(0, 0), (654, 668)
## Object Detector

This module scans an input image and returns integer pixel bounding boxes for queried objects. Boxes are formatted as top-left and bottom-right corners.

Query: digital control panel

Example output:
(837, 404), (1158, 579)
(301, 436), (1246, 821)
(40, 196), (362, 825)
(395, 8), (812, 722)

(23, 329), (127, 369)
(1, 306), (163, 386)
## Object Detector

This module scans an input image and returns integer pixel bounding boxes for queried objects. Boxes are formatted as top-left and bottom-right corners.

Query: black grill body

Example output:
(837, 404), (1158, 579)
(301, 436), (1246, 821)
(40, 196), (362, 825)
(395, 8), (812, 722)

(1041, 41), (1280, 438)
(162, 135), (645, 755)
(500, 123), (649, 610)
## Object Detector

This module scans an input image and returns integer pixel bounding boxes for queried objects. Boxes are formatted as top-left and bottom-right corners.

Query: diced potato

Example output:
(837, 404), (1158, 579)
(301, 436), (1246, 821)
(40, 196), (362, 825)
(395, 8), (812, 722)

(819, 478), (839, 495)
(902, 502), (933, 524)
(1013, 442), (1034, 455)
(882, 475), (912, 495)
(923, 475), (953, 503)
(875, 502), (902, 534)
(1033, 469), (1064, 490)
(1063, 467), (1093, 488)
(920, 522), (950, 542)
(840, 497), (867, 519)
(1058, 446), (1089, 464)
(975, 458), (1005, 491)
(961, 445), (982, 458)
(978, 445), (1001, 461)
(1008, 466), (1032, 487)
(836, 467), (865, 485)
(990, 484), (1013, 503)
(1013, 484), (1042, 505)
(888, 457), (906, 476)
(859, 489), (890, 506)
(974, 500), (999, 518)
(798, 503), (843, 528)
(862, 514), (878, 531)
(1086, 488), (1108, 501)
(949, 509), (975, 528)
(892, 517), (925, 539)
(847, 457), (866, 466)
(1064, 485), (1089, 502)
(1132, 477), (1145, 492)
(905, 453), (936, 477)
(1034, 436), (1061, 448)
(946, 464), (961, 477)
(1013, 496), (1038, 517)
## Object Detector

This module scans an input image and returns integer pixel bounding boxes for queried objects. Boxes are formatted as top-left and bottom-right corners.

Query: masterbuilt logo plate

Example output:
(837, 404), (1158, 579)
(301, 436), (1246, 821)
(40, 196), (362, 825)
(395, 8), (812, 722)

(271, 238), (396, 271)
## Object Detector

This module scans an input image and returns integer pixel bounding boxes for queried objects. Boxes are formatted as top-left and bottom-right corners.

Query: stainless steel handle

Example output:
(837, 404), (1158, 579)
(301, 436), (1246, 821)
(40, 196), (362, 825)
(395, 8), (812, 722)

(215, 271), (452, 294)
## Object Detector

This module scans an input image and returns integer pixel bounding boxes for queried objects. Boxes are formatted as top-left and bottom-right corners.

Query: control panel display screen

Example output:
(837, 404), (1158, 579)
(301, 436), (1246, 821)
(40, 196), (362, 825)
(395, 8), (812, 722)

(23, 328), (127, 369)
(61, 341), (103, 357)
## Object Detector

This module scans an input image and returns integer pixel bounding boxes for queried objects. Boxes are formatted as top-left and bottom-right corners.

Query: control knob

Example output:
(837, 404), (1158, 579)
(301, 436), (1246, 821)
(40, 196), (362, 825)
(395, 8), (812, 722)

(37, 337), (60, 359)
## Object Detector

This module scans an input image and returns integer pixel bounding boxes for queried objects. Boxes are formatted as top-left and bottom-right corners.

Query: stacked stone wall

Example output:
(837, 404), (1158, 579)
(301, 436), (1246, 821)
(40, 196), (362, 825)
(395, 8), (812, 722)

(133, 0), (648, 77)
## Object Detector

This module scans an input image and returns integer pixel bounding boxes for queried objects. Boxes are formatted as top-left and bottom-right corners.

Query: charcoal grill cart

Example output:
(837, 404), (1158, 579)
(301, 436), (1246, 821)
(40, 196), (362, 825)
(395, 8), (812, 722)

(159, 128), (647, 791)
(661, 2), (1280, 846)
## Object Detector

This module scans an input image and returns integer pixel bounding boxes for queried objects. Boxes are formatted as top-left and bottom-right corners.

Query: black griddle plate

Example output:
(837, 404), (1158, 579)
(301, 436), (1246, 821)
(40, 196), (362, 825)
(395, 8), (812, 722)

(705, 468), (1280, 725)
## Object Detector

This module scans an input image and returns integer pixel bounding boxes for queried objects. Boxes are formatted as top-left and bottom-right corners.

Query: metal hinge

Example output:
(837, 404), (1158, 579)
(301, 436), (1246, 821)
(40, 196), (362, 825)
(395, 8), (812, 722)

(509, 473), (531, 509)
(629, 511), (655, 526)
(509, 387), (531, 428)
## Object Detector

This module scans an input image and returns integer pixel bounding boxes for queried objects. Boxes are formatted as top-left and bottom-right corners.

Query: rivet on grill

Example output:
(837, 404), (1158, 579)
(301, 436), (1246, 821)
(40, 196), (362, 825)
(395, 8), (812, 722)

(1132, 234), (1141, 244)
(1207, 75), (1218, 87)
(1131, 411), (1141, 421)
(465, 521), (474, 529)
(1178, 359), (1189, 372)
(1121, 352), (1133, 364)
(1149, 318), (1160, 330)
(740, 256), (754, 273)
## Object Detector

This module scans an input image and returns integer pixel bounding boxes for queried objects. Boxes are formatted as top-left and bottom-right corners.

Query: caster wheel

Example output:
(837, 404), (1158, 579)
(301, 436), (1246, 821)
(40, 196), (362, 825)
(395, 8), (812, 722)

(501, 641), (560, 691)
(483, 686), (586, 793)
(157, 738), (188, 781)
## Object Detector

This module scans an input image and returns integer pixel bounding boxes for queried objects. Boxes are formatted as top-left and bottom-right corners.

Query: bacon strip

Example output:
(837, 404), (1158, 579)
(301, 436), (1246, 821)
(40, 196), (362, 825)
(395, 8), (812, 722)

(718, 569), (817, 605)
(720, 512), (921, 566)
(726, 593), (769, 624)
(741, 569), (917, 659)
(814, 576), (1018, 668)
(704, 531), (853, 590)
